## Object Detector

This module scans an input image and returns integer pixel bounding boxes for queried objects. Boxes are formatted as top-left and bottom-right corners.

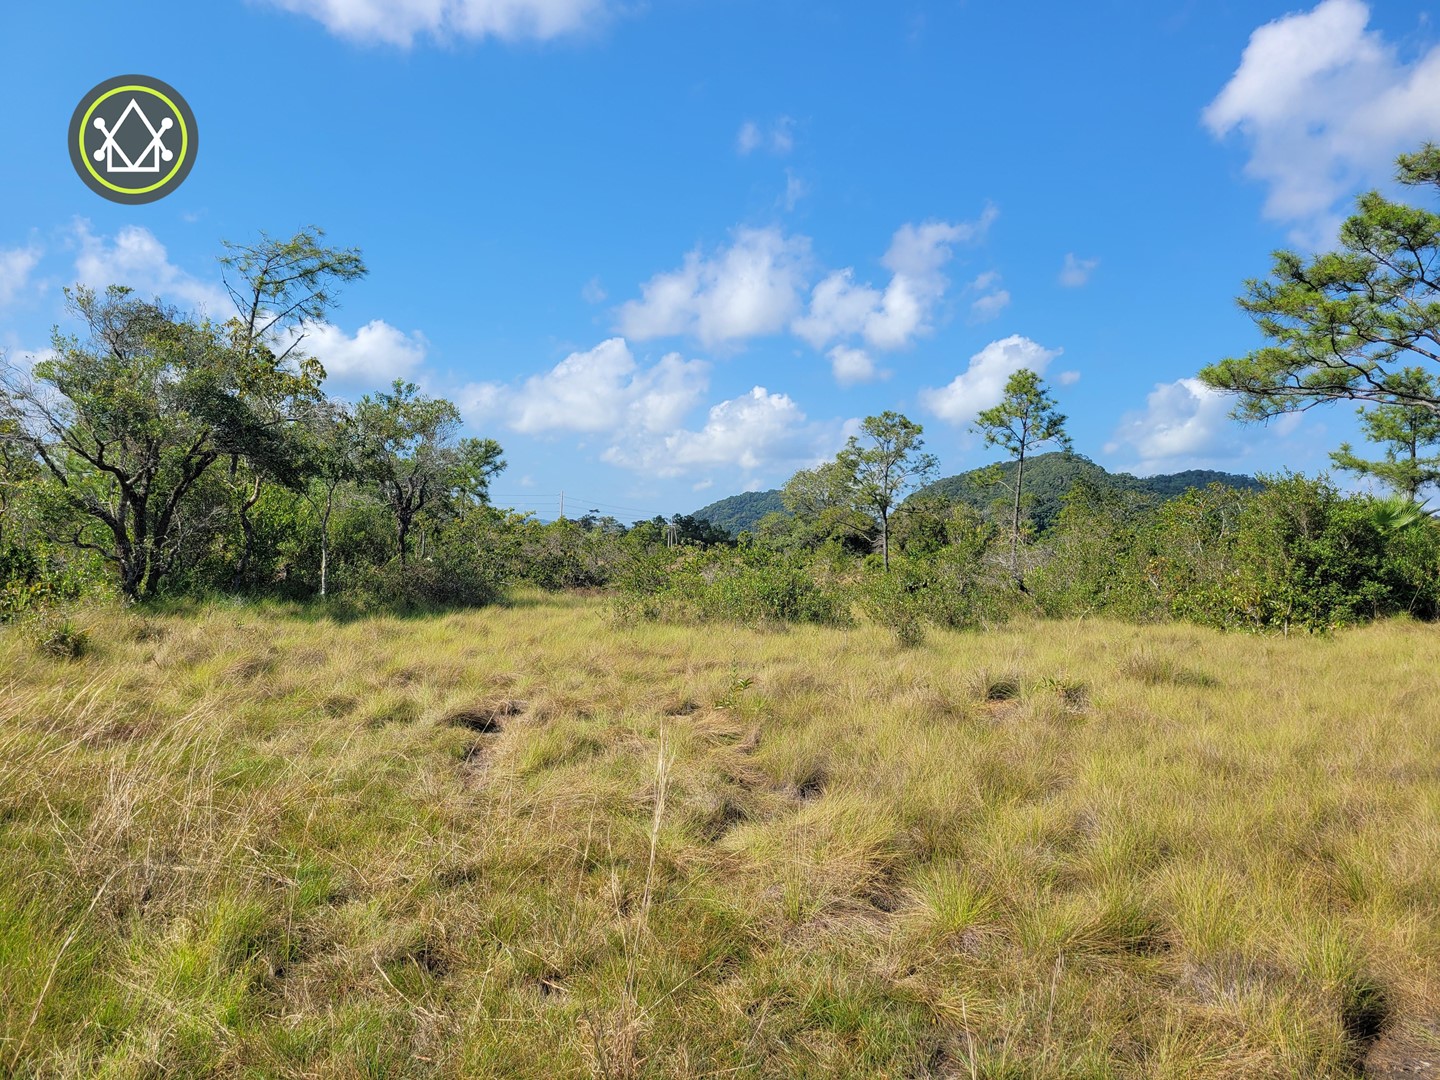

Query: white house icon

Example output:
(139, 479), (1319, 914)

(92, 97), (174, 174)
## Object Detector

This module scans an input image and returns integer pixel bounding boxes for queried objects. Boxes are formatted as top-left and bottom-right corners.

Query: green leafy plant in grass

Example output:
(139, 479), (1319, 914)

(714, 665), (754, 710)
(23, 609), (88, 660)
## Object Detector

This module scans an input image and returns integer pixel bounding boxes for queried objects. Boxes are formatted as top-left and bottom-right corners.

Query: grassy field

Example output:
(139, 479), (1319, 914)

(1, 594), (1438, 1078)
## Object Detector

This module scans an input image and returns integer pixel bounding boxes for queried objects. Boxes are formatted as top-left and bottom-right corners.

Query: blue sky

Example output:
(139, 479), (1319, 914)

(2, 0), (1438, 520)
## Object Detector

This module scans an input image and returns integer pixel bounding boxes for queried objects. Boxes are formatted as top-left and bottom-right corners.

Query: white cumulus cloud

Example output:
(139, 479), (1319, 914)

(919, 334), (1062, 426)
(262, 0), (611, 45)
(463, 337), (708, 436)
(291, 320), (429, 387)
(72, 221), (229, 314)
(604, 385), (841, 480)
(1204, 0), (1440, 237)
(1104, 378), (1247, 471)
(617, 227), (812, 347)
(827, 345), (884, 386)
(793, 207), (997, 353)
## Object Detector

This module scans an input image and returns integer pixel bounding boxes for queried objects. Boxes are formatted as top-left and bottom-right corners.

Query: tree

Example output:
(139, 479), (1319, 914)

(837, 411), (937, 571)
(0, 287), (282, 599)
(217, 228), (367, 586)
(353, 380), (505, 566)
(668, 514), (731, 547)
(1328, 368), (1440, 502)
(971, 368), (1071, 582)
(1200, 143), (1440, 418)
(297, 399), (361, 597)
(780, 458), (872, 551)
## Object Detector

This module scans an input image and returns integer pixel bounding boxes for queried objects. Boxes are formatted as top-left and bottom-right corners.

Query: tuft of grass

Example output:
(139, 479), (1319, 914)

(903, 862), (993, 940)
(969, 667), (1023, 702)
(24, 612), (88, 660)
(1120, 647), (1218, 687)
(1036, 674), (1089, 712)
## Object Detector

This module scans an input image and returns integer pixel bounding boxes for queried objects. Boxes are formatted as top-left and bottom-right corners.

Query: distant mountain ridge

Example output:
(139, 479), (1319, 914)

(914, 453), (1262, 533)
(693, 453), (1261, 537)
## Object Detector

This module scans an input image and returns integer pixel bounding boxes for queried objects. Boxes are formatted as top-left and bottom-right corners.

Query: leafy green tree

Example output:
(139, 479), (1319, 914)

(780, 458), (872, 552)
(837, 411), (937, 571)
(1200, 143), (1440, 418)
(0, 287), (300, 600)
(353, 380), (505, 566)
(220, 226), (367, 367)
(1329, 368), (1440, 501)
(668, 514), (731, 547)
(971, 369), (1071, 580)
(217, 228), (367, 585)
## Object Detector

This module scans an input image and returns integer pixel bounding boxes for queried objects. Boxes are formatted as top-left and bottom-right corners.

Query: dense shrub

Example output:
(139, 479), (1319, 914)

(861, 544), (1028, 645)
(0, 540), (106, 621)
(332, 558), (503, 613)
(1027, 475), (1440, 634)
(1140, 476), (1440, 633)
(1029, 480), (1163, 621)
(614, 546), (852, 628)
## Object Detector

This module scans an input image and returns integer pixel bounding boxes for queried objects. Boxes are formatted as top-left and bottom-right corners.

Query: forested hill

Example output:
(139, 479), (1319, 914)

(693, 454), (1260, 536)
(917, 453), (1261, 532)
(691, 489), (787, 535)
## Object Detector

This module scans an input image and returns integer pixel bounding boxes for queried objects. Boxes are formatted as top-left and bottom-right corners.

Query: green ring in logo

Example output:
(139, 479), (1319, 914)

(80, 86), (189, 195)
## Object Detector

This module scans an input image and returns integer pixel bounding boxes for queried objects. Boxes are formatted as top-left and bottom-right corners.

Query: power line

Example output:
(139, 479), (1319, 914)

(490, 492), (662, 518)
(568, 496), (654, 516)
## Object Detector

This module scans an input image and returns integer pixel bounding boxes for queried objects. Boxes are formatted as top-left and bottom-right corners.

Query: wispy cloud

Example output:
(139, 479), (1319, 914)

(1058, 253), (1098, 287)
(1205, 0), (1440, 240)
(736, 116), (795, 156)
(261, 0), (614, 46)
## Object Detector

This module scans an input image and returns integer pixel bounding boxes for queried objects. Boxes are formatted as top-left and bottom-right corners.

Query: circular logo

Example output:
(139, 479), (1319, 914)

(69, 76), (198, 204)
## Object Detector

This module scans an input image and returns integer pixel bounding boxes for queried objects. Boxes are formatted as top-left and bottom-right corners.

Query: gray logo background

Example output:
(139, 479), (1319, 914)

(69, 75), (198, 205)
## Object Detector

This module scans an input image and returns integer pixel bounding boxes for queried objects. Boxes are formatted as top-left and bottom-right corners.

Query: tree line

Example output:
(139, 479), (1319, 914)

(2, 144), (1439, 638)
(0, 229), (507, 607)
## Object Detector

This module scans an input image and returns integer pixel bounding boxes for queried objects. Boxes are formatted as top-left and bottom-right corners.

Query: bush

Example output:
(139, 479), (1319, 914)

(860, 543), (1028, 644)
(333, 558), (503, 613)
(1377, 513), (1440, 619)
(1139, 476), (1440, 633)
(708, 559), (852, 626)
(613, 547), (853, 628)
(1028, 481), (1162, 621)
(860, 568), (926, 646)
(0, 540), (105, 622)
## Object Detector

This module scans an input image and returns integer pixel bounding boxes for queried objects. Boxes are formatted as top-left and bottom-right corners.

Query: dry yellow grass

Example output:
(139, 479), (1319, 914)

(2, 593), (1438, 1078)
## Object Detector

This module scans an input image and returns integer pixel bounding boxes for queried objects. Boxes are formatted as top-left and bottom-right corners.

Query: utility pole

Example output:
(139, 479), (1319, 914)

(559, 490), (564, 520)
